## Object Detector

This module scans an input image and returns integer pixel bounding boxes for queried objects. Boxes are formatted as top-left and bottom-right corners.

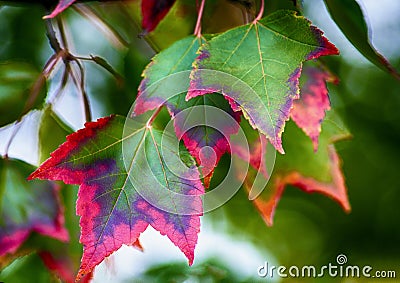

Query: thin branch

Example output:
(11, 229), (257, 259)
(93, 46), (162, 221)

(43, 52), (63, 75)
(69, 60), (92, 122)
(56, 16), (69, 50)
(45, 18), (62, 53)
(74, 55), (124, 85)
(20, 52), (62, 118)
(194, 0), (206, 37)
(53, 14), (93, 122)
(48, 64), (71, 105)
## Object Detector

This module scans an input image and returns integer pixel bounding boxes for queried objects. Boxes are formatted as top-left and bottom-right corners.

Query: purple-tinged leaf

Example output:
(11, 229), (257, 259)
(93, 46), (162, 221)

(134, 36), (241, 187)
(141, 0), (176, 33)
(188, 10), (339, 154)
(0, 158), (68, 260)
(29, 115), (204, 280)
(291, 63), (338, 151)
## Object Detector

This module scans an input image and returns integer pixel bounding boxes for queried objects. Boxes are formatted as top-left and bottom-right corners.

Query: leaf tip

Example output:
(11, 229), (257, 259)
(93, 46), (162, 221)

(307, 26), (340, 60)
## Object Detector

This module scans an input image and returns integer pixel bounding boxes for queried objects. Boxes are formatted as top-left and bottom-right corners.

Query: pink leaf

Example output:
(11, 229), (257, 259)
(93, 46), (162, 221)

(291, 64), (339, 151)
(187, 11), (339, 154)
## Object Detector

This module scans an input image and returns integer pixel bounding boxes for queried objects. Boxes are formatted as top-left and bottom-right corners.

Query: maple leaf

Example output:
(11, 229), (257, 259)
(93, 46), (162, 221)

(233, 112), (351, 226)
(0, 158), (69, 263)
(141, 0), (176, 33)
(44, 0), (76, 19)
(291, 62), (338, 151)
(134, 36), (241, 188)
(29, 115), (204, 280)
(188, 10), (339, 153)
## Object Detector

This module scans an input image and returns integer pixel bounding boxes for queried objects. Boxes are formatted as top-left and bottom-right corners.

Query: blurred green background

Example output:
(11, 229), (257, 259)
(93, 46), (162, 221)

(0, 0), (399, 282)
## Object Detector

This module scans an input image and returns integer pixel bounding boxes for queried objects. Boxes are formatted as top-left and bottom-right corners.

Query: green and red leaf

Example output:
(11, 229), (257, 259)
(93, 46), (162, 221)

(29, 115), (204, 280)
(134, 36), (241, 187)
(188, 10), (339, 153)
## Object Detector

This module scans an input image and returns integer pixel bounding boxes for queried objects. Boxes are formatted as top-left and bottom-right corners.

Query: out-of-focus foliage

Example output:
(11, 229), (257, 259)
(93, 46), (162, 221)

(135, 260), (259, 282)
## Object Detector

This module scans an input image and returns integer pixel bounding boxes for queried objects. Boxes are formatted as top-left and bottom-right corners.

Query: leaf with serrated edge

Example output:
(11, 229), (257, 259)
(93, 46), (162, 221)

(233, 112), (350, 226)
(291, 62), (338, 151)
(134, 36), (201, 116)
(188, 10), (339, 153)
(29, 115), (204, 280)
(134, 36), (241, 188)
(0, 158), (68, 261)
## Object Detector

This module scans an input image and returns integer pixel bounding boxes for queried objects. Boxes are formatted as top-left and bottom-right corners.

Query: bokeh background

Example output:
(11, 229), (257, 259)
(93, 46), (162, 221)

(0, 0), (399, 282)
